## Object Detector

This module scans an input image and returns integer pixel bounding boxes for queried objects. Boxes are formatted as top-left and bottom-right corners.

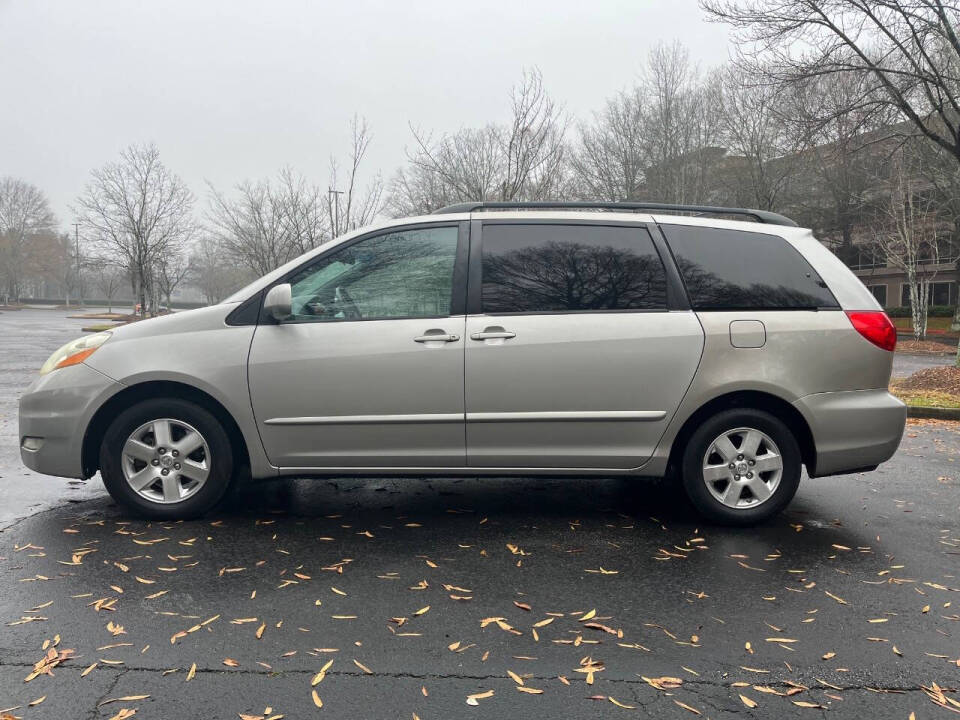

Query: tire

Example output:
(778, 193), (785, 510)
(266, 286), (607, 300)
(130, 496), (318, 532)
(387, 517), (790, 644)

(681, 408), (801, 526)
(99, 398), (235, 519)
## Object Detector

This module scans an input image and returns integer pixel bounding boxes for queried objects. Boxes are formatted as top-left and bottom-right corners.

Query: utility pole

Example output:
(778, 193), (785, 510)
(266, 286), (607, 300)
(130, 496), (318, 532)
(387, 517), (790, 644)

(72, 223), (83, 307)
(328, 188), (344, 237)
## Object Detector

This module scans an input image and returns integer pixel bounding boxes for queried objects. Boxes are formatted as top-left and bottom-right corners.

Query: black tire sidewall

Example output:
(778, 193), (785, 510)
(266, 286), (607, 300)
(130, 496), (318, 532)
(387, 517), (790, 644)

(681, 408), (801, 526)
(99, 398), (234, 519)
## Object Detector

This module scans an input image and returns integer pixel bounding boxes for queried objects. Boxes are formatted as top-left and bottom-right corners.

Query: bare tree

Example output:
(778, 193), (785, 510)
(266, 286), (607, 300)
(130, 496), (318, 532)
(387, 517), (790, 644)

(93, 263), (125, 313)
(389, 68), (568, 214)
(0, 177), (57, 303)
(637, 42), (724, 204)
(75, 144), (195, 316)
(778, 69), (893, 260)
(327, 116), (384, 237)
(207, 178), (291, 275)
(870, 157), (941, 340)
(188, 235), (252, 304)
(278, 167), (328, 255)
(701, 0), (960, 166)
(711, 65), (802, 210)
(208, 119), (379, 273)
(570, 88), (647, 201)
(154, 251), (192, 310)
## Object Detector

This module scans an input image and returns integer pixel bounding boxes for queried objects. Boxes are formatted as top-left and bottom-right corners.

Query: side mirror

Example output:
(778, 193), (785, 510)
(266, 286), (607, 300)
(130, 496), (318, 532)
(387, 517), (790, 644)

(264, 283), (292, 322)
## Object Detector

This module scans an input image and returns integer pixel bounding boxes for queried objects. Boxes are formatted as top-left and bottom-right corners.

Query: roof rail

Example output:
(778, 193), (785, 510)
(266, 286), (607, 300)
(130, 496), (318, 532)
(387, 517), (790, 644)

(431, 201), (798, 227)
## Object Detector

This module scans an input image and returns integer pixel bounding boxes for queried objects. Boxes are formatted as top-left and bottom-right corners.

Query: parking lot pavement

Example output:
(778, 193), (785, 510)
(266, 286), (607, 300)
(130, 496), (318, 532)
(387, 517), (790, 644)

(892, 351), (954, 378)
(1, 310), (959, 719)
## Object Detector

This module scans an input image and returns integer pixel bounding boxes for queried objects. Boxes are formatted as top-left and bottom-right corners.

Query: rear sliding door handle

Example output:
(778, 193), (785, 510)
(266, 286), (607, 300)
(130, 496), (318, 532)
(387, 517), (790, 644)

(470, 328), (516, 341)
(414, 332), (460, 343)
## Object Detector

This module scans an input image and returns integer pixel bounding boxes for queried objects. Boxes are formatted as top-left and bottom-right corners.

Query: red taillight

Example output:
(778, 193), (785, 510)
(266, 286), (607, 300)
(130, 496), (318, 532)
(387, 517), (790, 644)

(845, 310), (897, 351)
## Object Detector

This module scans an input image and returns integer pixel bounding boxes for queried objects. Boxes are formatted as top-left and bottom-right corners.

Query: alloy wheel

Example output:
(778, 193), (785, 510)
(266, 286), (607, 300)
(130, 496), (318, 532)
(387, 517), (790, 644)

(121, 418), (211, 504)
(701, 426), (783, 509)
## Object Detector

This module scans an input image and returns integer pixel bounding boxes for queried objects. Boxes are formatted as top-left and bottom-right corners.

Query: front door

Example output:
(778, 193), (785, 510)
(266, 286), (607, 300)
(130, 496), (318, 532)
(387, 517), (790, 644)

(464, 221), (703, 469)
(248, 223), (467, 469)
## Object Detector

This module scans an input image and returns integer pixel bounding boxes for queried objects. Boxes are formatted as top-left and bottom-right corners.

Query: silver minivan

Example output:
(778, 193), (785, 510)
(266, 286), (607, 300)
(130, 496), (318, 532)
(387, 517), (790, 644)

(19, 202), (907, 525)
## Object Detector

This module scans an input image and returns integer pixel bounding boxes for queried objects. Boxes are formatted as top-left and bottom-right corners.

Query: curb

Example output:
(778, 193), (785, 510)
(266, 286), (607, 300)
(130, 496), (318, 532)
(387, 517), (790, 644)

(906, 405), (960, 420)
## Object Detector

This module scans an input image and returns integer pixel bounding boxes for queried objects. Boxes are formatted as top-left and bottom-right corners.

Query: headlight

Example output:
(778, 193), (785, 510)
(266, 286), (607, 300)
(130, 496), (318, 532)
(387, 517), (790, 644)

(39, 332), (112, 375)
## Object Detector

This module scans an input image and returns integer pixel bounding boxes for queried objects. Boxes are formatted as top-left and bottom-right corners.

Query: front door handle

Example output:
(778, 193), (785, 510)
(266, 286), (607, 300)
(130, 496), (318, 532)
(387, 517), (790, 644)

(414, 331), (460, 343)
(470, 327), (516, 341)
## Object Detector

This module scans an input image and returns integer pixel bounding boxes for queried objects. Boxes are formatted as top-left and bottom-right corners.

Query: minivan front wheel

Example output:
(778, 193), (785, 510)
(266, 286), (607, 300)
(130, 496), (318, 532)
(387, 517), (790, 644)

(99, 398), (234, 519)
(681, 408), (801, 526)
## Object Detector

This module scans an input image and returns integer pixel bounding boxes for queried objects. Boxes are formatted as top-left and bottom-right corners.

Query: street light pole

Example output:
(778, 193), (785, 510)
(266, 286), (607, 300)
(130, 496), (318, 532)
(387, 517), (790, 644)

(72, 223), (83, 307)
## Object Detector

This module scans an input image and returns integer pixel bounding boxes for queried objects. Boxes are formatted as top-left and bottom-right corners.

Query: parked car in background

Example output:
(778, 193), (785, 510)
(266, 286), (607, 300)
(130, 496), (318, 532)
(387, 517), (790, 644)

(19, 202), (906, 525)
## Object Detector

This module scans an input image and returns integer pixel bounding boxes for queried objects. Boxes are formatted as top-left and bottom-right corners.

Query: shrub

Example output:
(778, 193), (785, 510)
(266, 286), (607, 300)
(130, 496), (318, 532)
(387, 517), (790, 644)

(887, 305), (955, 318)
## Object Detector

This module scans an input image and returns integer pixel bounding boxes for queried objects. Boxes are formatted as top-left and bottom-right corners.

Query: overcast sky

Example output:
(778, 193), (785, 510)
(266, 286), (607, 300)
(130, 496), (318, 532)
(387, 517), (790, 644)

(0, 0), (731, 228)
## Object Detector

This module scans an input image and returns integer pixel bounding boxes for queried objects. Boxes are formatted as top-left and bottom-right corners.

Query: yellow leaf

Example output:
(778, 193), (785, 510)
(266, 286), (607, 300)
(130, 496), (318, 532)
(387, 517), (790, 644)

(580, 609), (597, 621)
(81, 662), (97, 677)
(508, 670), (524, 685)
(29, 696), (46, 706)
(674, 700), (701, 715)
(186, 662), (196, 682)
(312, 689), (323, 708)
(107, 710), (137, 720)
(739, 694), (758, 708)
(793, 701), (824, 708)
(353, 659), (372, 674)
(312, 659), (334, 685)
(134, 576), (155, 585)
(255, 623), (266, 639)
(414, 606), (430, 616)
(517, 686), (544, 694)
(466, 690), (494, 705)
(609, 696), (635, 708)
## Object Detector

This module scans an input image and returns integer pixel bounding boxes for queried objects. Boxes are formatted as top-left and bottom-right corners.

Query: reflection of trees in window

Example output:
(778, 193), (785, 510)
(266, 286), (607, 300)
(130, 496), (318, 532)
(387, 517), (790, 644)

(289, 227), (458, 320)
(674, 255), (830, 309)
(482, 241), (667, 312)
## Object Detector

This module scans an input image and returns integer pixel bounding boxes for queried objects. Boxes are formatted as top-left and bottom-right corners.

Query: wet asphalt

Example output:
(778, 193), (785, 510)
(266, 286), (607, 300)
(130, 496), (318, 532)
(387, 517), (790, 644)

(1, 309), (959, 719)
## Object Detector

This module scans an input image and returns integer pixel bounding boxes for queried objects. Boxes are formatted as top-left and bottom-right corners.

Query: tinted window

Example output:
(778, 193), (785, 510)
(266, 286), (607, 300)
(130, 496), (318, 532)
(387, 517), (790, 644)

(285, 226), (458, 322)
(480, 224), (668, 313)
(663, 226), (839, 310)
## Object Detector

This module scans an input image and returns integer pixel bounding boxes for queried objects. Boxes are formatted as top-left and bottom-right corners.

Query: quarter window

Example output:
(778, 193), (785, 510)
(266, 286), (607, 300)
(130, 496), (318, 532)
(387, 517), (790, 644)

(663, 225), (839, 310)
(285, 226), (459, 322)
(480, 224), (668, 313)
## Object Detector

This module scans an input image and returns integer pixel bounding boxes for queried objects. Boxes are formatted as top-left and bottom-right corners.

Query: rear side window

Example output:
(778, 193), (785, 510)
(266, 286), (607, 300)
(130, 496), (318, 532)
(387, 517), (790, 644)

(480, 224), (668, 313)
(663, 225), (839, 310)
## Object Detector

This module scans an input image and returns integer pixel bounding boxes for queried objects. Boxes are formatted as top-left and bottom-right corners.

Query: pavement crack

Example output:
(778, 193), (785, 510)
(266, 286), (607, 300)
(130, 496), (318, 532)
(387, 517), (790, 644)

(86, 667), (128, 720)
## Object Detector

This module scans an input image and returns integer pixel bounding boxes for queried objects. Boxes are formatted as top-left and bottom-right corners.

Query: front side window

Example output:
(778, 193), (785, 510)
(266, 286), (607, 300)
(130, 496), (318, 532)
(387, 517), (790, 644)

(285, 225), (459, 322)
(480, 224), (668, 313)
(663, 225), (839, 310)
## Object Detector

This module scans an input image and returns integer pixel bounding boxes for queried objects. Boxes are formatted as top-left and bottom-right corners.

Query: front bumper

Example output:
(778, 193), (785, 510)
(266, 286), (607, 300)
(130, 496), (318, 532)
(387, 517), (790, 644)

(793, 389), (907, 477)
(19, 363), (122, 479)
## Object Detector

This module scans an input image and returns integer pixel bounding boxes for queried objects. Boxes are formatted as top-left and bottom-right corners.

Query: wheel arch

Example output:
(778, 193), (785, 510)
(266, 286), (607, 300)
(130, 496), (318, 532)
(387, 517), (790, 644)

(82, 380), (252, 479)
(666, 390), (816, 477)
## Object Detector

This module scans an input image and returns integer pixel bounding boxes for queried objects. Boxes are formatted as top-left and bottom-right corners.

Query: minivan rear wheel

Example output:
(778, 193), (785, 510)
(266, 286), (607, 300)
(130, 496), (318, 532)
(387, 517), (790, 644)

(99, 398), (234, 519)
(681, 408), (801, 526)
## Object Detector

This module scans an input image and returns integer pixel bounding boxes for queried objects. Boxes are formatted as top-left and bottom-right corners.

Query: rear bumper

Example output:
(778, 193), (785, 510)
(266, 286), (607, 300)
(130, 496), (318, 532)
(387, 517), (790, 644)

(793, 389), (906, 477)
(19, 363), (122, 479)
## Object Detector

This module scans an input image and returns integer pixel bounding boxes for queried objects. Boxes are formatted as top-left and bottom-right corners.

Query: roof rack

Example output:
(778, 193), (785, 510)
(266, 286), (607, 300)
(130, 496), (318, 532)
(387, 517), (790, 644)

(431, 201), (798, 227)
